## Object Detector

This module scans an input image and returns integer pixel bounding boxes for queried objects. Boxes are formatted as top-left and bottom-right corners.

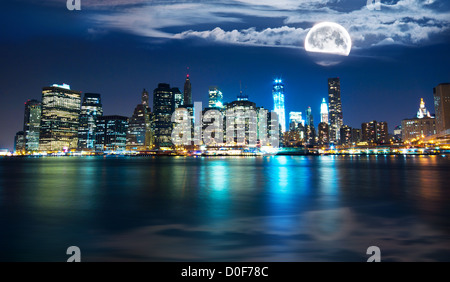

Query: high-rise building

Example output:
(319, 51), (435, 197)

(208, 87), (223, 108)
(377, 121), (388, 144)
(320, 98), (329, 123)
(39, 84), (81, 152)
(306, 107), (313, 127)
(289, 112), (304, 130)
(328, 78), (343, 144)
(14, 131), (25, 153)
(351, 128), (361, 144)
(127, 104), (148, 150)
(417, 98), (431, 118)
(225, 100), (257, 146)
(184, 74), (192, 106)
(153, 83), (175, 147)
(273, 79), (286, 133)
(340, 125), (352, 146)
(402, 98), (436, 142)
(362, 120), (389, 145)
(361, 121), (377, 144)
(434, 83), (450, 134)
(172, 87), (184, 109)
(142, 89), (149, 108)
(78, 93), (103, 150)
(95, 115), (128, 151)
(23, 99), (41, 152)
(318, 122), (329, 146)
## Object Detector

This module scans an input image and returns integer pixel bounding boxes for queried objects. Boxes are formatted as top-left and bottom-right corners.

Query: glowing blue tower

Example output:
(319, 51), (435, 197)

(273, 79), (286, 133)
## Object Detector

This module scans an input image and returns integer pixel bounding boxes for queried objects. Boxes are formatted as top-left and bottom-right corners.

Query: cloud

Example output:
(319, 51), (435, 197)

(78, 0), (450, 50)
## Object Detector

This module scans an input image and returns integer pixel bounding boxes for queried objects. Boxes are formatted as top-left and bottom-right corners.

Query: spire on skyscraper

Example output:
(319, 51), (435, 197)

(184, 69), (192, 105)
(320, 98), (329, 123)
(417, 98), (431, 118)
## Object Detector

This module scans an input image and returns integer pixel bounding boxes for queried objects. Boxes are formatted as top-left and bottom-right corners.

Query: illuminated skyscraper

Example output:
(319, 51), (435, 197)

(14, 131), (25, 154)
(328, 78), (343, 144)
(434, 83), (450, 134)
(154, 83), (175, 147)
(184, 74), (192, 106)
(305, 106), (316, 146)
(208, 87), (223, 108)
(273, 79), (286, 132)
(417, 98), (431, 118)
(172, 87), (184, 108)
(320, 98), (329, 123)
(23, 99), (41, 152)
(78, 93), (103, 150)
(289, 112), (304, 130)
(142, 89), (149, 108)
(318, 122), (329, 146)
(362, 120), (389, 145)
(39, 84), (81, 151)
(126, 104), (150, 151)
(95, 115), (128, 151)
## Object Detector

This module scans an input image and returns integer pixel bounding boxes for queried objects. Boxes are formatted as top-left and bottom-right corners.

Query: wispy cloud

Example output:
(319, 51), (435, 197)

(60, 0), (450, 50)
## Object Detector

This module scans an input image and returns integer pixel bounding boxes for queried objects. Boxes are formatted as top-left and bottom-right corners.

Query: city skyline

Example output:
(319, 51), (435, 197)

(1, 0), (450, 150)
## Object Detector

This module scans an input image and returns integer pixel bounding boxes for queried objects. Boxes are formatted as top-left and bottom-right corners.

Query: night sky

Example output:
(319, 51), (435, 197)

(1, 0), (449, 149)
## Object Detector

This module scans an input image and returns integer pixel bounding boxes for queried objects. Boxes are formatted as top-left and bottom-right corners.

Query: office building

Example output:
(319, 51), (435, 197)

(433, 83), (450, 134)
(14, 131), (25, 153)
(273, 79), (286, 132)
(95, 115), (128, 151)
(320, 98), (329, 124)
(127, 104), (152, 151)
(39, 84), (81, 152)
(173, 87), (184, 109)
(153, 83), (175, 147)
(318, 122), (329, 146)
(362, 120), (389, 145)
(23, 99), (41, 152)
(328, 78), (343, 144)
(208, 87), (223, 108)
(78, 93), (103, 150)
(184, 74), (192, 106)
(340, 125), (352, 146)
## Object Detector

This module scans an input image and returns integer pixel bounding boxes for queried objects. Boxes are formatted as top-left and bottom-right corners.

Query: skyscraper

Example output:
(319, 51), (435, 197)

(417, 98), (431, 118)
(208, 87), (223, 108)
(434, 83), (450, 134)
(402, 98), (436, 142)
(95, 115), (128, 151)
(289, 112), (304, 130)
(184, 74), (192, 106)
(78, 93), (103, 150)
(23, 99), (41, 152)
(318, 122), (329, 146)
(305, 107), (316, 146)
(328, 78), (343, 144)
(320, 98), (329, 123)
(172, 87), (184, 109)
(39, 84), (81, 152)
(361, 120), (389, 145)
(154, 83), (175, 147)
(14, 131), (25, 154)
(142, 89), (149, 108)
(340, 125), (352, 146)
(273, 79), (286, 133)
(126, 104), (149, 151)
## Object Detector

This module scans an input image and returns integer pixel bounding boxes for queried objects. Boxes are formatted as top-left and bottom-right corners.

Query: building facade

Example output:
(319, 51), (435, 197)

(39, 84), (81, 152)
(95, 115), (128, 151)
(208, 87), (223, 108)
(273, 79), (286, 133)
(153, 83), (175, 147)
(78, 93), (103, 150)
(328, 78), (343, 144)
(434, 83), (450, 134)
(23, 99), (41, 152)
(184, 74), (192, 106)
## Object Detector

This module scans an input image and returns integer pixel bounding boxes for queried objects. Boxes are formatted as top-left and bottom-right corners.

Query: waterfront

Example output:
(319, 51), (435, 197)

(1, 155), (450, 261)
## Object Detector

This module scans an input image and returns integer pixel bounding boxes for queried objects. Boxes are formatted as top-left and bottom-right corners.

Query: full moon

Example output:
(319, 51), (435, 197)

(304, 22), (352, 56)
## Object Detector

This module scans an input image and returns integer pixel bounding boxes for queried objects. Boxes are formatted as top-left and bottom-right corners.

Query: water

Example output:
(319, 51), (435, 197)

(0, 155), (449, 261)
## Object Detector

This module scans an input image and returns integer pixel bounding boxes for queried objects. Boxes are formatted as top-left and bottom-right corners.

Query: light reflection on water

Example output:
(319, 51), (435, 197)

(0, 155), (450, 261)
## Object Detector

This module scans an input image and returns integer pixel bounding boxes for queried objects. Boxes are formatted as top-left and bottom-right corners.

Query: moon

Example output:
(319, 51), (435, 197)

(304, 22), (352, 56)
